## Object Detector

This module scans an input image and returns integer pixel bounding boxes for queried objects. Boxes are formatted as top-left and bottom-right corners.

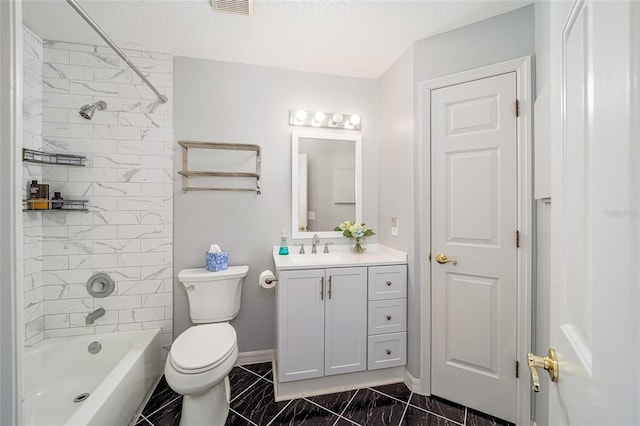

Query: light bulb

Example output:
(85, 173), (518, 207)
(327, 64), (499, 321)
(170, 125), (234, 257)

(314, 111), (326, 122)
(296, 110), (307, 122)
(332, 113), (343, 124)
(349, 114), (361, 126)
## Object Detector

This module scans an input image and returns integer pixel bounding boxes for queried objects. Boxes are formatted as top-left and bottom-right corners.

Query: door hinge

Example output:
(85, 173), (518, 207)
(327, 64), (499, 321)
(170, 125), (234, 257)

(516, 230), (520, 248)
(515, 99), (520, 117)
(516, 360), (520, 378)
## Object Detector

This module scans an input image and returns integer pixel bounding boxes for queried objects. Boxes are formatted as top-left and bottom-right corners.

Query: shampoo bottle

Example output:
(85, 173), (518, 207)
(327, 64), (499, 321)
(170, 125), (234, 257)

(278, 230), (289, 255)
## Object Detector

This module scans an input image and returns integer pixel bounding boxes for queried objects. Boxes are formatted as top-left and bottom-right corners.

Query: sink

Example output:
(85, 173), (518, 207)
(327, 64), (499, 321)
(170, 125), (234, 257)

(272, 245), (407, 270)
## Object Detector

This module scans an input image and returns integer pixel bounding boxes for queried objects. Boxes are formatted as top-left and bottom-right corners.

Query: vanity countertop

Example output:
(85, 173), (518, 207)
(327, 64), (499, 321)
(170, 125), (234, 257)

(273, 244), (407, 270)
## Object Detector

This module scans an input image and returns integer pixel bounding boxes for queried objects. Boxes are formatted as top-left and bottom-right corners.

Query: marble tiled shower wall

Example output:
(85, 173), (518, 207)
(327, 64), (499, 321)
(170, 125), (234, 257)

(23, 30), (175, 357)
(23, 27), (45, 347)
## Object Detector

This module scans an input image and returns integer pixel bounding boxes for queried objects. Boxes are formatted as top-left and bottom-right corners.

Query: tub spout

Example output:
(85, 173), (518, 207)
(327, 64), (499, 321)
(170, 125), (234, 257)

(86, 308), (105, 325)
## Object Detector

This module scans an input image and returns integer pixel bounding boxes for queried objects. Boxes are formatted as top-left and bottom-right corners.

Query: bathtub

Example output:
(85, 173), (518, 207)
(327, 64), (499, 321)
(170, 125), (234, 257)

(23, 329), (162, 426)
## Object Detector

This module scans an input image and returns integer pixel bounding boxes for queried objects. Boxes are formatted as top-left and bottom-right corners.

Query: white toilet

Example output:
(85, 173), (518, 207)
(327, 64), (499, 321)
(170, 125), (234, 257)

(165, 265), (249, 426)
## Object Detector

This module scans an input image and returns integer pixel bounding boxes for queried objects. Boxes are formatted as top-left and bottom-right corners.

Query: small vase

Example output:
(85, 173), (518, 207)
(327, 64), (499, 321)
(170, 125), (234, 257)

(351, 237), (367, 253)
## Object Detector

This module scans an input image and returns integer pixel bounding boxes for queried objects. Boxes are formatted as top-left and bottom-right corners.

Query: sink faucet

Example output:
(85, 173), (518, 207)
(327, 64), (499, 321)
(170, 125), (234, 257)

(312, 234), (320, 254)
(86, 308), (105, 325)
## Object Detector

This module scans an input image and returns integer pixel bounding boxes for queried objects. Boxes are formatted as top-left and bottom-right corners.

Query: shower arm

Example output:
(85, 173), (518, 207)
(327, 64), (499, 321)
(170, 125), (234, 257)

(65, 0), (168, 104)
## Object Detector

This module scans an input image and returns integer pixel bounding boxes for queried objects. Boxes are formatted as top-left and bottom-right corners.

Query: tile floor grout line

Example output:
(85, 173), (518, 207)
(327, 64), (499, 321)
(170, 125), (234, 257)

(238, 364), (268, 379)
(265, 399), (294, 426)
(338, 388), (360, 419)
(135, 413), (153, 426)
(398, 392), (411, 426)
(368, 386), (412, 405)
(400, 399), (465, 426)
(333, 414), (361, 426)
(302, 396), (350, 420)
(229, 408), (258, 426)
(229, 376), (263, 403)
(142, 394), (182, 421)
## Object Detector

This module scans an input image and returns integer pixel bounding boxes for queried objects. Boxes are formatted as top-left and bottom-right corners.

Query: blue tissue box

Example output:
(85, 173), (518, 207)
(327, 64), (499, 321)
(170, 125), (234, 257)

(206, 251), (228, 272)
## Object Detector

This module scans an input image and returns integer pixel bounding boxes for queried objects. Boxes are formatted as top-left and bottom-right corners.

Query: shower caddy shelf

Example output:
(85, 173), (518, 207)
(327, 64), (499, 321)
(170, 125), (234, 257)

(22, 148), (87, 167)
(177, 141), (262, 194)
(22, 148), (89, 212)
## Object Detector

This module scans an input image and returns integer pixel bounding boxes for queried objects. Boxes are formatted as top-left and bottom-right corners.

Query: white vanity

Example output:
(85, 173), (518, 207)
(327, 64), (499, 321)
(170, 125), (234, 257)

(272, 245), (408, 400)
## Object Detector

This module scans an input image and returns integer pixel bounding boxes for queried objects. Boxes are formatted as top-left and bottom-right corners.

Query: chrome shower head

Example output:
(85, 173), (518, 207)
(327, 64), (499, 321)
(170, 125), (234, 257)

(79, 100), (107, 120)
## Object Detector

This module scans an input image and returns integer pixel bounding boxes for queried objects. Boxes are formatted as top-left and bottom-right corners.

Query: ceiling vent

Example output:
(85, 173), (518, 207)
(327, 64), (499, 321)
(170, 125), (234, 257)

(211, 0), (252, 16)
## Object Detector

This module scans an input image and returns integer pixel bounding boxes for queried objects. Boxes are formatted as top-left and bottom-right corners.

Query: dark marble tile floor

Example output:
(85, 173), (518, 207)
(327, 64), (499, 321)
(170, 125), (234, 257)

(134, 362), (514, 426)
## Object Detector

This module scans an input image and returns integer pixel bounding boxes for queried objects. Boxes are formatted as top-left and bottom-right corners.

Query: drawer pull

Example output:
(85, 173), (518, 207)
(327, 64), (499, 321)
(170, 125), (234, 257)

(386, 349), (391, 355)
(386, 315), (392, 320)
(386, 280), (392, 286)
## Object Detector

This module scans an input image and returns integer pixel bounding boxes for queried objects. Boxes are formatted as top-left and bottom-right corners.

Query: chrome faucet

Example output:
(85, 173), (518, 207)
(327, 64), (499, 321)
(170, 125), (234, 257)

(86, 308), (105, 325)
(312, 234), (320, 254)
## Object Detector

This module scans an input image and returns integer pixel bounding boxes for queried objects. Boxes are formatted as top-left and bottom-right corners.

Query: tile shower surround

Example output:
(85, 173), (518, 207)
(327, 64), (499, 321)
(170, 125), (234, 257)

(136, 363), (514, 426)
(22, 29), (174, 357)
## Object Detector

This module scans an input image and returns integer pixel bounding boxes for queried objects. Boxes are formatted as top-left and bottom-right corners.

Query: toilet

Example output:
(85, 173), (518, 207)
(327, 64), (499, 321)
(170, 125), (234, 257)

(165, 265), (249, 426)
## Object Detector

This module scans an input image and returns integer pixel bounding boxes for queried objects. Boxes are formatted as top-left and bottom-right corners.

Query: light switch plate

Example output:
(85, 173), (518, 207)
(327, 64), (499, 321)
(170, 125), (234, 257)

(391, 217), (398, 237)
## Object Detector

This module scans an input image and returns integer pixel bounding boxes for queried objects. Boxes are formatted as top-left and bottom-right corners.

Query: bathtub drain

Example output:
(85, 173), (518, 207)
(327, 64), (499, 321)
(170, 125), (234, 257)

(88, 341), (102, 354)
(74, 393), (90, 403)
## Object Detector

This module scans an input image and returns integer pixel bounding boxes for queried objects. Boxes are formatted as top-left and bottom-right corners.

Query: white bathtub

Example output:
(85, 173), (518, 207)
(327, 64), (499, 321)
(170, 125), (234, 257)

(23, 329), (162, 426)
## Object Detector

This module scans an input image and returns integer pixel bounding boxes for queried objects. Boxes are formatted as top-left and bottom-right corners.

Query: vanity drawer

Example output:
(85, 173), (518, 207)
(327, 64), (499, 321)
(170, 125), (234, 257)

(367, 332), (407, 370)
(368, 265), (407, 300)
(368, 299), (406, 335)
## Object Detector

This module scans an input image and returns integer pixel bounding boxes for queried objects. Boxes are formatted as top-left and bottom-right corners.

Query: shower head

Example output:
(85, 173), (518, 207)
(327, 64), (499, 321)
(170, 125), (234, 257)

(79, 100), (107, 120)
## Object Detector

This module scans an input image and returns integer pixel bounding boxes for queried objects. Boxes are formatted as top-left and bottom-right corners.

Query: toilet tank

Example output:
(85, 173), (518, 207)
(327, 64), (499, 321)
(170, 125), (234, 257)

(178, 266), (249, 323)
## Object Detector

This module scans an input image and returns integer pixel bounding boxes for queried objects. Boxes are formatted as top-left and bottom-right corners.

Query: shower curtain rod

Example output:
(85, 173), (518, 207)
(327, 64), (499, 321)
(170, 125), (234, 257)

(66, 0), (168, 104)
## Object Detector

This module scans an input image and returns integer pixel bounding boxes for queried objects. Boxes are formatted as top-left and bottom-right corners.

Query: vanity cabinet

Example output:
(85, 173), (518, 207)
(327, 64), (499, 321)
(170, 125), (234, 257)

(277, 267), (368, 383)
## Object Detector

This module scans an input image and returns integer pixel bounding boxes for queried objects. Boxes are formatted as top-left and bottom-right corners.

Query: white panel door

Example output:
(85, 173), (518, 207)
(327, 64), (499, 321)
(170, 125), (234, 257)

(277, 269), (325, 382)
(324, 267), (367, 376)
(545, 1), (640, 424)
(431, 72), (518, 422)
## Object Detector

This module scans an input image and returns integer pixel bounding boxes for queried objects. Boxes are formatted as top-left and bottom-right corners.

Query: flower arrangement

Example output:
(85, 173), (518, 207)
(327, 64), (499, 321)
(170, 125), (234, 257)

(334, 221), (375, 253)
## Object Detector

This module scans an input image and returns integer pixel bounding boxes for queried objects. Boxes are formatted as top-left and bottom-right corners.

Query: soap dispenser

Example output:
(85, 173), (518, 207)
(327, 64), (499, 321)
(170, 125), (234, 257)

(278, 230), (289, 255)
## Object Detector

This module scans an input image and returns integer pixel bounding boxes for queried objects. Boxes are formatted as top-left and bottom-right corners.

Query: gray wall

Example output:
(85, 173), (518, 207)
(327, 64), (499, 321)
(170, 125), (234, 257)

(377, 46), (416, 374)
(377, 4), (535, 383)
(173, 57), (378, 351)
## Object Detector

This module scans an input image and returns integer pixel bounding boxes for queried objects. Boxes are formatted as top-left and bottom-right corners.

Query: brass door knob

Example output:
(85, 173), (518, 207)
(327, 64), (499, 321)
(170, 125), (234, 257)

(435, 254), (457, 265)
(527, 348), (559, 392)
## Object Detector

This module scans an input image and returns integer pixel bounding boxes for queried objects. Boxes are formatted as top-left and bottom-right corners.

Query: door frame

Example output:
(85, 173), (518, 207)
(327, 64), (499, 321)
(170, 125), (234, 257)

(417, 56), (532, 425)
(0, 1), (23, 425)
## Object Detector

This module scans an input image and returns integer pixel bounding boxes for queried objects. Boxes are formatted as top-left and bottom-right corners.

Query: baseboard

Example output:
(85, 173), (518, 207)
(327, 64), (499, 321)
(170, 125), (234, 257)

(236, 349), (274, 366)
(403, 367), (423, 394)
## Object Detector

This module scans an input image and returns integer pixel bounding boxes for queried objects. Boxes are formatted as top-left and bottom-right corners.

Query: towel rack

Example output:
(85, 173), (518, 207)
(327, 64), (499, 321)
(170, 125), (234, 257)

(177, 140), (262, 194)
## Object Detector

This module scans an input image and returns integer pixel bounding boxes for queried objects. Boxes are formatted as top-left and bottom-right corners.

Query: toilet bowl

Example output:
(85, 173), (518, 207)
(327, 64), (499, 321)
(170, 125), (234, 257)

(164, 266), (249, 426)
(164, 323), (238, 426)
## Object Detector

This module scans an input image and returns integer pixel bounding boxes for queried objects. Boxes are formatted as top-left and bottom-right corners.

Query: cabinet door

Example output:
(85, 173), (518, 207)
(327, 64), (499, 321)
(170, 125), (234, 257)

(324, 267), (367, 376)
(277, 269), (325, 382)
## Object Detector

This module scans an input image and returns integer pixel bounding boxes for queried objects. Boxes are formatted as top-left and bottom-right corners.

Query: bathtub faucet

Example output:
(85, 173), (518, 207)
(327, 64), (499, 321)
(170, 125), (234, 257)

(86, 308), (105, 325)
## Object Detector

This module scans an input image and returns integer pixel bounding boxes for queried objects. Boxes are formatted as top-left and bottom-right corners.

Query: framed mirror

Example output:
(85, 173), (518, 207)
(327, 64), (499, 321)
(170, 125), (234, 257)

(291, 129), (362, 240)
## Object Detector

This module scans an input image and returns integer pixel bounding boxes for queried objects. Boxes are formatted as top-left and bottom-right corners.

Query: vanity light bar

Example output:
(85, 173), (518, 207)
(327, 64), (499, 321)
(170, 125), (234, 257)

(289, 110), (362, 130)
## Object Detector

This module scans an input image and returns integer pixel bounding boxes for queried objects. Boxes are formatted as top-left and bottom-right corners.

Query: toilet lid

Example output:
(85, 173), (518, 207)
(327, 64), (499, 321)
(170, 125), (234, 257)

(170, 323), (237, 373)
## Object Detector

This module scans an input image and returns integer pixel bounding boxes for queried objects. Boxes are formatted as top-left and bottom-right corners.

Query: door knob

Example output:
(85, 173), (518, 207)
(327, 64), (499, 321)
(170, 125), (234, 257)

(435, 254), (457, 265)
(527, 348), (559, 392)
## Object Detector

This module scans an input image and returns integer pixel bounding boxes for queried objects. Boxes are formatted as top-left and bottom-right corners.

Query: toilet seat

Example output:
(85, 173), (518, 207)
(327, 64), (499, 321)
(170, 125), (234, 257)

(169, 323), (237, 374)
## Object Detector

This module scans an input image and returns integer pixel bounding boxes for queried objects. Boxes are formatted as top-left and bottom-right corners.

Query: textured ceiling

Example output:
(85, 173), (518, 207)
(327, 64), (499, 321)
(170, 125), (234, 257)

(23, 0), (531, 78)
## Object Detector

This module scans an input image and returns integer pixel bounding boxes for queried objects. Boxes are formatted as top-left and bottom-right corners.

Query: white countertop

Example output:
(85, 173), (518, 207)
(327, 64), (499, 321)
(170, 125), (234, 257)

(272, 244), (407, 271)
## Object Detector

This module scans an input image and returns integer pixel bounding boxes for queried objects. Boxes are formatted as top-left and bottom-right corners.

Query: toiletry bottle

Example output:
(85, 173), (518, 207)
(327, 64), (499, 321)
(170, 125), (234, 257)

(278, 230), (289, 255)
(29, 180), (39, 200)
(35, 183), (49, 210)
(51, 192), (64, 209)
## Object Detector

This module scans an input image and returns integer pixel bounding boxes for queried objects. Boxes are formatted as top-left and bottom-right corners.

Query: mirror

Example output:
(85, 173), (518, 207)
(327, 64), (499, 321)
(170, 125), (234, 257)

(291, 130), (362, 240)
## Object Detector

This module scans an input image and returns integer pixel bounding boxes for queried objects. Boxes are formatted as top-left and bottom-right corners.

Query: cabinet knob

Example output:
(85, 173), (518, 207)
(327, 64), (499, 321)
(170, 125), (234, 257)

(386, 315), (392, 320)
(386, 349), (391, 355)
(386, 280), (392, 286)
